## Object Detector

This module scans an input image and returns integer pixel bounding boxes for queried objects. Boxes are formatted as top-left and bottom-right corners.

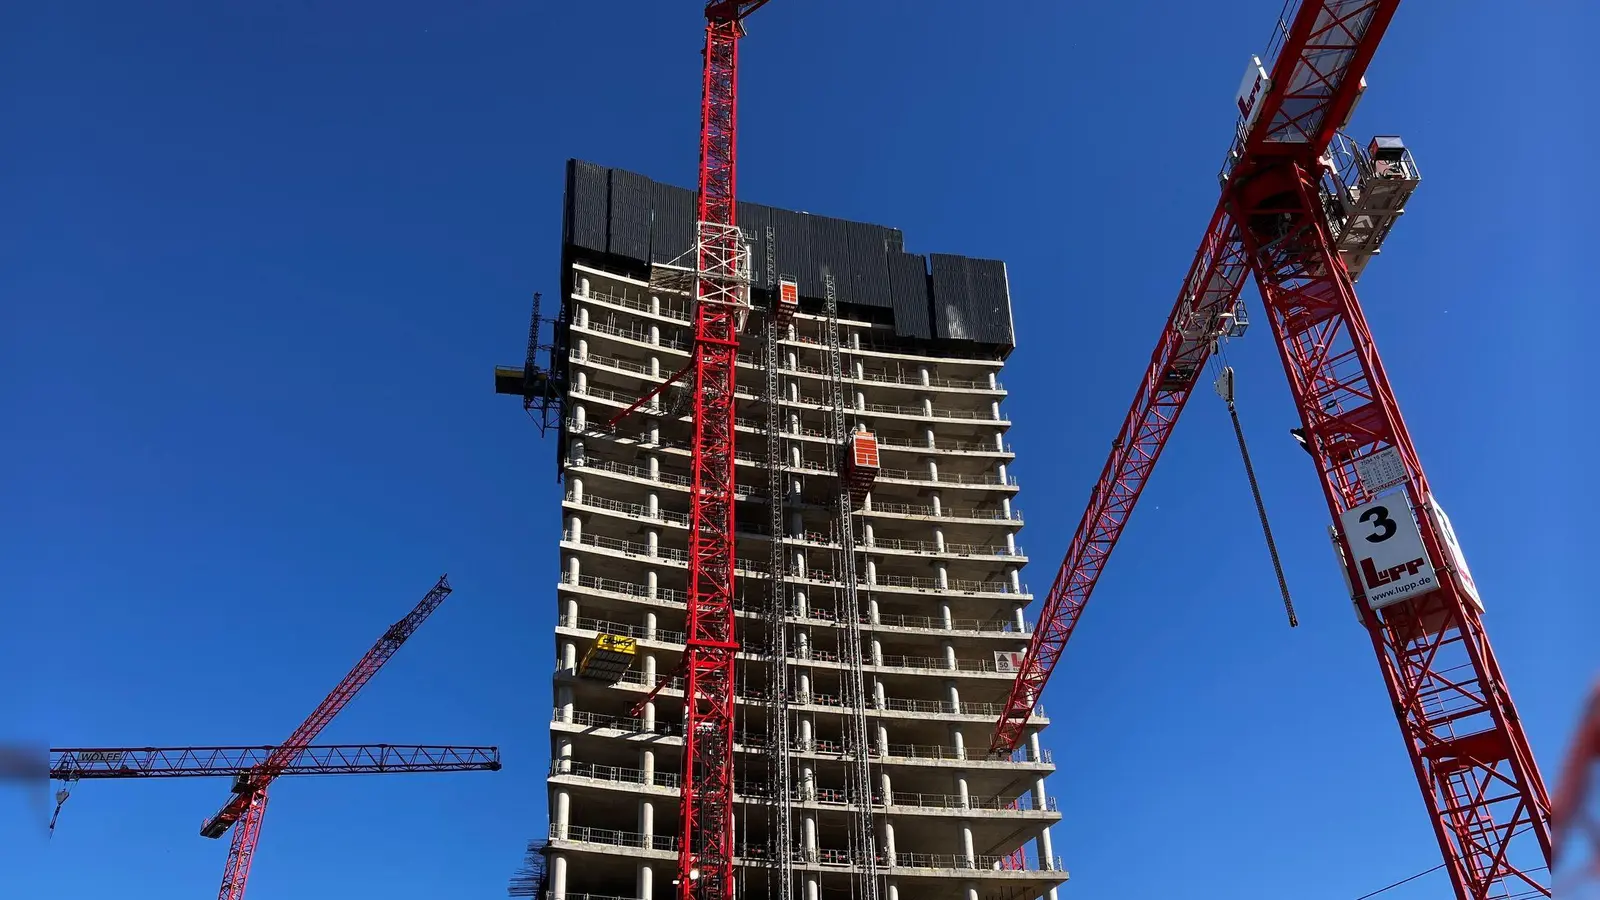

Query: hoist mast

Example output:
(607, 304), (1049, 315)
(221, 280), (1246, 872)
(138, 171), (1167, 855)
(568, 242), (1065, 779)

(991, 3), (1552, 898)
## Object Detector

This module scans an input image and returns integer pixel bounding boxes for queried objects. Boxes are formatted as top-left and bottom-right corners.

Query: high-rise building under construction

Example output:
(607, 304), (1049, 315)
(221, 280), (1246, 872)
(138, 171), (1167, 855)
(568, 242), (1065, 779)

(503, 159), (1069, 900)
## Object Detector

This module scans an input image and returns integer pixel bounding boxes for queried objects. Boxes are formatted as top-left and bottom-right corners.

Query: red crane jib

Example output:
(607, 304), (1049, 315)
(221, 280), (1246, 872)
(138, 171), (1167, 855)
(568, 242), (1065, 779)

(50, 744), (500, 780)
(990, 3), (1552, 899)
(198, 575), (455, 900)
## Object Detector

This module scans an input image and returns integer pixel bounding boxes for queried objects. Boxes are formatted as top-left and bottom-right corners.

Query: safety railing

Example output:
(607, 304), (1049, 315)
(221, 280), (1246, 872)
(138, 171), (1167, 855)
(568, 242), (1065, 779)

(549, 823), (677, 853)
(865, 500), (1023, 522)
(876, 466), (1018, 487)
(877, 436), (1012, 454)
(866, 536), (1022, 557)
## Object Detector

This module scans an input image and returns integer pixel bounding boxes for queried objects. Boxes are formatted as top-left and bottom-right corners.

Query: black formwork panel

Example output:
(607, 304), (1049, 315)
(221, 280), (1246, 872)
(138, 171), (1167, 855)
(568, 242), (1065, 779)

(965, 258), (1015, 346)
(807, 213), (853, 300)
(844, 224), (893, 312)
(887, 252), (934, 340)
(649, 180), (697, 266)
(767, 207), (815, 296)
(566, 160), (610, 254)
(606, 169), (652, 263)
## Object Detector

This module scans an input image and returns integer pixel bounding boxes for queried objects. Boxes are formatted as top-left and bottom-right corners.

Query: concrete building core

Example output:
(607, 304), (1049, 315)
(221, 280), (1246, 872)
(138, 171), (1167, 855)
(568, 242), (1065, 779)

(540, 160), (1067, 900)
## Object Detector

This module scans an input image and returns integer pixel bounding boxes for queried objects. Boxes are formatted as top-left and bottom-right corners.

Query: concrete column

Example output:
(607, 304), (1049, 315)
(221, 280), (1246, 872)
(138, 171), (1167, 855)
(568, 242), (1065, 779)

(950, 725), (966, 760)
(650, 356), (661, 379)
(564, 556), (580, 584)
(575, 338), (588, 362)
(569, 475), (584, 505)
(788, 380), (799, 402)
(573, 403), (587, 430)
(797, 671), (811, 704)
(574, 369), (588, 394)
(994, 431), (1006, 451)
(650, 293), (660, 315)
(561, 640), (577, 674)
(647, 491), (659, 518)
(794, 587), (808, 618)
(946, 679), (961, 714)
(805, 876), (820, 900)
(876, 722), (890, 755)
(566, 514), (583, 543)
(1006, 530), (1018, 555)
(960, 819), (976, 867)
(564, 597), (578, 628)
(932, 526), (945, 552)
(642, 656), (657, 730)
(579, 277), (590, 297)
(1002, 496), (1013, 518)
(918, 365), (930, 386)
(648, 323), (660, 345)
(555, 735), (573, 774)
(1014, 604), (1027, 632)
(997, 461), (1009, 485)
(921, 396), (934, 416)
(864, 559), (877, 586)
(927, 458), (939, 482)
(1029, 731), (1044, 763)
(882, 818), (897, 865)
(646, 418), (660, 444)
(963, 881), (979, 900)
(924, 426), (936, 448)
(550, 853), (569, 900)
(803, 812), (818, 859)
(638, 862), (654, 900)
(553, 789), (571, 839)
(1036, 824), (1056, 872)
(647, 454), (660, 481)
(795, 629), (810, 660)
(1009, 567), (1022, 593)
(886, 883), (899, 900)
(787, 349), (797, 369)
(880, 770), (893, 807)
(646, 570), (658, 600)
(639, 799), (654, 840)
(557, 685), (574, 724)
(870, 638), (883, 666)
(640, 747), (655, 783)
(930, 490), (943, 517)
(570, 438), (586, 465)
(935, 563), (949, 590)
(854, 390), (865, 410)
(867, 597), (880, 625)
(941, 601), (954, 630)
(873, 678), (886, 709)
(850, 332), (860, 350)
(942, 640), (957, 670)
(798, 718), (813, 751)
(954, 773), (970, 807)
(987, 370), (997, 389)
(645, 611), (658, 640)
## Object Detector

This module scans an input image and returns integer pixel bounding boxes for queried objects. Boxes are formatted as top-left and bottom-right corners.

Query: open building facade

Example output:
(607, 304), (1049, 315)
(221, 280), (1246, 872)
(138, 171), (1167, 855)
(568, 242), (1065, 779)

(530, 160), (1068, 900)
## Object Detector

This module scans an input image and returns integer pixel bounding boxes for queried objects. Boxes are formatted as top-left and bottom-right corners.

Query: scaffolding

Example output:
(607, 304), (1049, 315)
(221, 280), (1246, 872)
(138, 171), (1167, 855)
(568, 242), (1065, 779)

(823, 274), (881, 900)
(762, 225), (795, 900)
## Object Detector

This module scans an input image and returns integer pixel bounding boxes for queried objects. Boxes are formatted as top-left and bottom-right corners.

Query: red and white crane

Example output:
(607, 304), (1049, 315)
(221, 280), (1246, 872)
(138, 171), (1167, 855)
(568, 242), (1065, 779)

(179, 574), (465, 900)
(989, 3), (1551, 898)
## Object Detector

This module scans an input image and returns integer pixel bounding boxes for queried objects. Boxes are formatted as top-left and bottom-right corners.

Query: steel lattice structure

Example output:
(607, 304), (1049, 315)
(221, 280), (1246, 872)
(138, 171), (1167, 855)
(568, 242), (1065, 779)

(51, 744), (500, 780)
(195, 575), (459, 900)
(989, 3), (1552, 898)
(675, 4), (770, 899)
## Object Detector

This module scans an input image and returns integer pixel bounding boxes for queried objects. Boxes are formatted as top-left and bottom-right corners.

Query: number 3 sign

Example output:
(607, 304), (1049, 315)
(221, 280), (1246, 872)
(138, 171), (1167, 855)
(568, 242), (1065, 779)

(1339, 489), (1440, 611)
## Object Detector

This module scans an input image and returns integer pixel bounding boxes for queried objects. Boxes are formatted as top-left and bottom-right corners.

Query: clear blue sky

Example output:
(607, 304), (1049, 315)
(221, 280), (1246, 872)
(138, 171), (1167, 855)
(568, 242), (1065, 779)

(1, 2), (1593, 898)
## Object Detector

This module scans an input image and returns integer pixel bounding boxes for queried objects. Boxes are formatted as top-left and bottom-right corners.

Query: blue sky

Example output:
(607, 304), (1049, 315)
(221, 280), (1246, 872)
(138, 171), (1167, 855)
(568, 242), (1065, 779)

(1, 1), (1593, 898)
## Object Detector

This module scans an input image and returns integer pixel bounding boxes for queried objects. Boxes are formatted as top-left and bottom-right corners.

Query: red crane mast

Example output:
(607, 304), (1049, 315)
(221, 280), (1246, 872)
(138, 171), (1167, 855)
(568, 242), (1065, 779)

(197, 574), (458, 900)
(672, 4), (769, 899)
(990, 3), (1551, 898)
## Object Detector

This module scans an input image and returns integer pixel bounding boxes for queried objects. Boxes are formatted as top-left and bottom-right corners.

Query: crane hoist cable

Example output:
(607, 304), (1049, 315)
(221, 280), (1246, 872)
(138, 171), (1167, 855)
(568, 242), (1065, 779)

(1213, 362), (1298, 628)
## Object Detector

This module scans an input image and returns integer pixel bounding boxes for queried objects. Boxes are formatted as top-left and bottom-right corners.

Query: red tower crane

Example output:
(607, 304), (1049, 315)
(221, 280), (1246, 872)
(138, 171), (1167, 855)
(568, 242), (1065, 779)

(989, 3), (1551, 899)
(183, 574), (462, 900)
(1553, 679), (1599, 890)
(657, 4), (771, 899)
